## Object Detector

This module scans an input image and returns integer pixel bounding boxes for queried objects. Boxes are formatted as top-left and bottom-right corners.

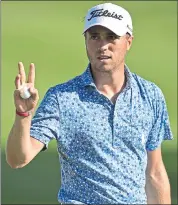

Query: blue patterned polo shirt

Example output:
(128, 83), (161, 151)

(30, 64), (173, 204)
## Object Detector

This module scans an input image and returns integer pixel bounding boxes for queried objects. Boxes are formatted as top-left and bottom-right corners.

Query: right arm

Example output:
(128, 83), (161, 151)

(6, 115), (44, 169)
(6, 62), (44, 169)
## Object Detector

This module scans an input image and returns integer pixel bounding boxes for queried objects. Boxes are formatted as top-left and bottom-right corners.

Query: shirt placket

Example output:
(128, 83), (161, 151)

(92, 89), (115, 146)
(112, 89), (132, 148)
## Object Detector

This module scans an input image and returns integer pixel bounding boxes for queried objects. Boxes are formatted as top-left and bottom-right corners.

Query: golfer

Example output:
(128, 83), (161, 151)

(6, 3), (173, 204)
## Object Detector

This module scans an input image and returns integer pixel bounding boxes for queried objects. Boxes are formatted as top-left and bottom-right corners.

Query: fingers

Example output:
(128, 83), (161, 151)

(29, 87), (39, 101)
(18, 62), (26, 85)
(14, 83), (39, 102)
(28, 63), (35, 84)
(15, 62), (36, 91)
(15, 74), (21, 89)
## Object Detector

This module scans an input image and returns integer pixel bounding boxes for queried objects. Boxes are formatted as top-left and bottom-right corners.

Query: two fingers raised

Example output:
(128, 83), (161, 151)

(15, 62), (35, 90)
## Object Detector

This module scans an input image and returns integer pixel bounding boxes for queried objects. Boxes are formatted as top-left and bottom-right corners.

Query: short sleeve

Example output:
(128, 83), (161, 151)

(146, 87), (173, 151)
(30, 87), (60, 150)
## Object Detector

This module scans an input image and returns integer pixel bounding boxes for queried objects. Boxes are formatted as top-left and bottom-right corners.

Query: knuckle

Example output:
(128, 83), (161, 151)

(14, 90), (19, 95)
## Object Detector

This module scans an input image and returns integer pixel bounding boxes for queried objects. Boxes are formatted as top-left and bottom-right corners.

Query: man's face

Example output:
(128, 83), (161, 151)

(85, 26), (133, 73)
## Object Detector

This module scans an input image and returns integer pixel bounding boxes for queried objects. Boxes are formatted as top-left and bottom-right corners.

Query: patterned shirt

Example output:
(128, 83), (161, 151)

(30, 64), (173, 204)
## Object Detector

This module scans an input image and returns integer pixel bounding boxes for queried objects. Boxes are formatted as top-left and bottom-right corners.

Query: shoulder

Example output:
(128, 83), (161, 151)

(38, 74), (84, 109)
(45, 74), (83, 95)
(131, 72), (165, 102)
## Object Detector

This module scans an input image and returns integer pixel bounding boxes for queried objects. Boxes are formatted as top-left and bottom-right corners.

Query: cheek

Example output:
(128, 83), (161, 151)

(112, 44), (127, 58)
(86, 48), (92, 59)
(86, 44), (97, 58)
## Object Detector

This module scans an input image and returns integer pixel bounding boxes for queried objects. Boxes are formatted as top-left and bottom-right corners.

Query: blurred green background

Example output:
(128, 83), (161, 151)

(1, 1), (177, 204)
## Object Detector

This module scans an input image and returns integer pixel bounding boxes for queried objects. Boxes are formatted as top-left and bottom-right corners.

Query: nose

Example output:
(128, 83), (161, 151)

(97, 39), (109, 52)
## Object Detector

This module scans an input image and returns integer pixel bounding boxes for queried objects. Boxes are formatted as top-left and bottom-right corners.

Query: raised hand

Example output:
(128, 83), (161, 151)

(14, 62), (39, 113)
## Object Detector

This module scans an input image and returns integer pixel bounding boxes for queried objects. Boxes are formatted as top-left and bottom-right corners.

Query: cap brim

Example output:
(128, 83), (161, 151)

(83, 22), (127, 37)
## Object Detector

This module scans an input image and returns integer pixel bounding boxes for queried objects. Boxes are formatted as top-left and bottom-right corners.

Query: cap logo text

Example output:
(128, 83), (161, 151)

(88, 9), (123, 21)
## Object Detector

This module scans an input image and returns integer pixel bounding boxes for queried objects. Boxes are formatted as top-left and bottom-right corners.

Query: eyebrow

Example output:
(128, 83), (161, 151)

(88, 32), (99, 35)
(88, 31), (117, 35)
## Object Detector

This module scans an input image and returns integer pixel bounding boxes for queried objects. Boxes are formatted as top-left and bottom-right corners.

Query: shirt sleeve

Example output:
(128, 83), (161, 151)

(30, 87), (60, 150)
(146, 87), (173, 151)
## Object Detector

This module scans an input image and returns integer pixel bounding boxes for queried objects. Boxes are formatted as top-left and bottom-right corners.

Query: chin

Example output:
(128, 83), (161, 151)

(95, 63), (114, 72)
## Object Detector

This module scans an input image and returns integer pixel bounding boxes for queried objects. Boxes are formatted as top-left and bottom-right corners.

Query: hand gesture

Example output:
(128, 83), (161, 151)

(14, 62), (39, 113)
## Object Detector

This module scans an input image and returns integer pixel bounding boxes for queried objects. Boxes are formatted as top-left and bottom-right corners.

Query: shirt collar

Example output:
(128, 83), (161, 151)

(80, 63), (136, 90)
(80, 64), (96, 88)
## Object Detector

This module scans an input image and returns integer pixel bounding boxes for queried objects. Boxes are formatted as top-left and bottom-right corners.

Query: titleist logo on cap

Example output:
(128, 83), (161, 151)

(88, 9), (123, 21)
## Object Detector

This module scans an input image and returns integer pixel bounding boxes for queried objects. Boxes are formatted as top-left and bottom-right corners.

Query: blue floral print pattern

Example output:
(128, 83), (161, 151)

(30, 64), (173, 204)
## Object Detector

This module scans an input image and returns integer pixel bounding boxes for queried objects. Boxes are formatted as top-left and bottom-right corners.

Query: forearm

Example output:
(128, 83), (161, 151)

(6, 114), (33, 168)
(145, 172), (171, 204)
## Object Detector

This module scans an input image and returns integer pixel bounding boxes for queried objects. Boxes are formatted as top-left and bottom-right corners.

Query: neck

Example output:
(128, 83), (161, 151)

(90, 63), (126, 102)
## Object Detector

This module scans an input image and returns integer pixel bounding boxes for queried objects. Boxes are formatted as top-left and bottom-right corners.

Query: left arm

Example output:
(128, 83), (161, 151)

(145, 147), (171, 204)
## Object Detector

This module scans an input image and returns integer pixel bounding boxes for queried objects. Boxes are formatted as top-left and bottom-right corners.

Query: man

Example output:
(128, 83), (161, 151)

(6, 2), (173, 204)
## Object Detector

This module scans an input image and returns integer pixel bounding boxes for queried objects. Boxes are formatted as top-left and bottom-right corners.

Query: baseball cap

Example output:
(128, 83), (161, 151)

(83, 3), (133, 36)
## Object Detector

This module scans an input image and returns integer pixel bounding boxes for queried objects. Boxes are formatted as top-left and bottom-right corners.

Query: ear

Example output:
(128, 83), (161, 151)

(127, 35), (134, 51)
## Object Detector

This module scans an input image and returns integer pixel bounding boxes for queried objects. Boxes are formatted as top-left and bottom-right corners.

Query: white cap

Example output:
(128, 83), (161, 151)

(83, 3), (133, 36)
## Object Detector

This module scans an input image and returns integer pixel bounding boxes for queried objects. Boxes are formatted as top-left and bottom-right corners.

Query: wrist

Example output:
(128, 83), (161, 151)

(16, 109), (31, 117)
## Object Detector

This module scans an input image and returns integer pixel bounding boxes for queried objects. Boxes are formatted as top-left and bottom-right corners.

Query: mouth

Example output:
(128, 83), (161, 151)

(97, 55), (111, 61)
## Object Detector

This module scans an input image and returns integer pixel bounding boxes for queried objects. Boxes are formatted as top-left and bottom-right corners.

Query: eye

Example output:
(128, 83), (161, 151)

(90, 35), (99, 40)
(107, 34), (120, 40)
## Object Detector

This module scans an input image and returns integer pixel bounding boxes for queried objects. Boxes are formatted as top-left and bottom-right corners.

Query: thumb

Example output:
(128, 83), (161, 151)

(29, 87), (39, 101)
